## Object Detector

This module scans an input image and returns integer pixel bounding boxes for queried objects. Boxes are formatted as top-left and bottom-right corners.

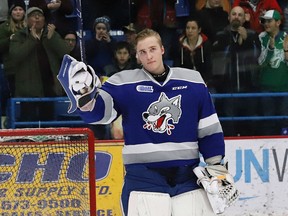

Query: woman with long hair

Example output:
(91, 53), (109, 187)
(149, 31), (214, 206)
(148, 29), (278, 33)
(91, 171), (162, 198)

(0, 0), (26, 114)
(174, 17), (213, 88)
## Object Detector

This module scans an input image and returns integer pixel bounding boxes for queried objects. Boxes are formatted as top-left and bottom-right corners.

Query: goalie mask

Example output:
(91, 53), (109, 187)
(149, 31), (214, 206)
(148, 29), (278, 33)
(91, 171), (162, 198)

(57, 54), (101, 113)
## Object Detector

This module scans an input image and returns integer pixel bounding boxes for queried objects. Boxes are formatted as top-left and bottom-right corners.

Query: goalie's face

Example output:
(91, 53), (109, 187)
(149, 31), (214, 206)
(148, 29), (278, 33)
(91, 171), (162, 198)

(136, 36), (165, 75)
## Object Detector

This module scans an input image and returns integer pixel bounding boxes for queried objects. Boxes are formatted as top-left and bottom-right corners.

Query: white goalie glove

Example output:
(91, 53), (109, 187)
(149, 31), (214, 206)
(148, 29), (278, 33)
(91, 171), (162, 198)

(57, 55), (101, 113)
(193, 163), (239, 214)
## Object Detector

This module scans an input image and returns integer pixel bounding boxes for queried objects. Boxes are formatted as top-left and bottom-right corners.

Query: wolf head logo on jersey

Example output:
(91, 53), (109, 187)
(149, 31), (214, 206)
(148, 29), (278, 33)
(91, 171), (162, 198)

(142, 92), (182, 135)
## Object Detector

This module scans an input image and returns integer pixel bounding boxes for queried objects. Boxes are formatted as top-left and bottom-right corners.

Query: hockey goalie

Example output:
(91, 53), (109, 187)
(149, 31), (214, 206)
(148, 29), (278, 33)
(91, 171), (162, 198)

(57, 28), (239, 216)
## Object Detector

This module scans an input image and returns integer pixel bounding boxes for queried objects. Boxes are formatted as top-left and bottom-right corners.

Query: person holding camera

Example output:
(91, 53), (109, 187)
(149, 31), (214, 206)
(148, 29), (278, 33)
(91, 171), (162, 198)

(85, 16), (116, 78)
(84, 16), (116, 140)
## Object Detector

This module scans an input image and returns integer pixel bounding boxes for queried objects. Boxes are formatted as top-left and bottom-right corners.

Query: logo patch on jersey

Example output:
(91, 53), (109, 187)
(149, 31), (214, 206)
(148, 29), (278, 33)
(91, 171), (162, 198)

(172, 85), (188, 90)
(142, 92), (182, 135)
(136, 85), (154, 93)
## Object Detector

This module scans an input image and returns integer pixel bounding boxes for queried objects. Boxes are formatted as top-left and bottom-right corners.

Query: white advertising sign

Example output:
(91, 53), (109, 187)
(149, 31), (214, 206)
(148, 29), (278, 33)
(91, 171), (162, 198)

(223, 137), (288, 216)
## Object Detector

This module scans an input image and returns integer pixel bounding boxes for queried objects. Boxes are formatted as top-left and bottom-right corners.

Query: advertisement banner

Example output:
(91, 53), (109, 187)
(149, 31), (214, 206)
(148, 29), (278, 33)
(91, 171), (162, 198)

(223, 137), (288, 216)
(95, 143), (124, 216)
(1, 137), (288, 215)
(0, 141), (124, 216)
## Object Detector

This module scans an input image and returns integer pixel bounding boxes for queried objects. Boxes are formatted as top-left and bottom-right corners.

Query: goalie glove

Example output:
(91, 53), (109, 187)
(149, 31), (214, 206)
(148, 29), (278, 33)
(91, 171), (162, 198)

(57, 54), (101, 113)
(193, 164), (239, 214)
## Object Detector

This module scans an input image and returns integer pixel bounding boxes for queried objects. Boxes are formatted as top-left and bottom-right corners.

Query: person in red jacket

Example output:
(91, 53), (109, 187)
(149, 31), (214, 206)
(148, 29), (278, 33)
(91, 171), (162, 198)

(232, 0), (283, 34)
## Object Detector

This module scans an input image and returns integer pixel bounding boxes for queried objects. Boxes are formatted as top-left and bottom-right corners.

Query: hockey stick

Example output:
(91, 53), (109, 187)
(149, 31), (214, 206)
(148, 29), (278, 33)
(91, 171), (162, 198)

(75, 0), (86, 63)
(24, 0), (29, 10)
(24, 0), (29, 29)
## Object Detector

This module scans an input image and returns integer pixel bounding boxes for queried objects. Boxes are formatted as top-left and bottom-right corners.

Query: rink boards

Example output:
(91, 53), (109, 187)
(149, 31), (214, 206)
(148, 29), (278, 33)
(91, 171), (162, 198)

(1, 137), (288, 215)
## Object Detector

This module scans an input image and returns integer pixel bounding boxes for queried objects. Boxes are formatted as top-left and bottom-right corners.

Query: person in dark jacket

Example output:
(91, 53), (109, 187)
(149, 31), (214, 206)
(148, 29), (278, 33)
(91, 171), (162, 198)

(196, 0), (229, 43)
(9, 7), (70, 121)
(63, 30), (81, 61)
(29, 0), (75, 37)
(174, 17), (213, 89)
(0, 0), (26, 114)
(212, 6), (261, 136)
(85, 16), (116, 78)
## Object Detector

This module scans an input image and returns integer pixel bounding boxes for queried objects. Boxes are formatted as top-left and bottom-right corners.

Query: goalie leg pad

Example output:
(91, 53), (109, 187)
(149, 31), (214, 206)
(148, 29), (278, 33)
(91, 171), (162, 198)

(127, 191), (171, 216)
(171, 189), (215, 216)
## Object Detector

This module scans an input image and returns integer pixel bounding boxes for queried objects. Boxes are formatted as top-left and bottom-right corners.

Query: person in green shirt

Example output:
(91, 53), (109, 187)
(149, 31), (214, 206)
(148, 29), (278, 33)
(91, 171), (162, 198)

(258, 9), (288, 135)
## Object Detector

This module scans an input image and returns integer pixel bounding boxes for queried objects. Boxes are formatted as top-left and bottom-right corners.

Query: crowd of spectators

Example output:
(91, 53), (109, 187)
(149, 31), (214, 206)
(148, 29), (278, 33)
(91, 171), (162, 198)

(0, 0), (288, 138)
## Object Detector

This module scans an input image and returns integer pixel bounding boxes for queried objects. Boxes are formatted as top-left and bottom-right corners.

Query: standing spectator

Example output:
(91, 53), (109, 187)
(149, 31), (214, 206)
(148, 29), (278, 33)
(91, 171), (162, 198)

(258, 10), (288, 135)
(85, 16), (116, 78)
(174, 17), (213, 88)
(0, 0), (9, 24)
(196, 0), (229, 43)
(9, 7), (70, 121)
(29, 0), (75, 37)
(85, 16), (116, 139)
(0, 0), (26, 115)
(232, 0), (283, 34)
(212, 6), (261, 136)
(63, 30), (81, 61)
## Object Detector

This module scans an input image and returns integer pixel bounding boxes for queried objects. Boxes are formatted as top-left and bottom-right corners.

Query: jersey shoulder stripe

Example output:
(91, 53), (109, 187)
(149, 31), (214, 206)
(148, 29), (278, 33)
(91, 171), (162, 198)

(106, 67), (205, 86)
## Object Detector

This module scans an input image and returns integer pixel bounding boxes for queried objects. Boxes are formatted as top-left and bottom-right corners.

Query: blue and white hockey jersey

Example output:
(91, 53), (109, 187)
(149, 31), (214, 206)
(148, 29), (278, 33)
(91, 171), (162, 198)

(78, 67), (225, 168)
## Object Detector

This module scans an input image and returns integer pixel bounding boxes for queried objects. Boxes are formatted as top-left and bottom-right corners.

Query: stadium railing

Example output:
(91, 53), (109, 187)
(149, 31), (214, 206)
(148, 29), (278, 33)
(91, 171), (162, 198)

(4, 92), (288, 129)
(213, 92), (288, 121)
(6, 97), (86, 129)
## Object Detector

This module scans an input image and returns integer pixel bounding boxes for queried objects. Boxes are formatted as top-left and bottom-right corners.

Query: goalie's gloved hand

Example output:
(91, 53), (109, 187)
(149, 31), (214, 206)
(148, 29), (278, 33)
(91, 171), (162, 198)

(193, 156), (240, 214)
(204, 155), (235, 185)
(205, 164), (235, 185)
(57, 55), (101, 113)
(69, 61), (101, 112)
(204, 164), (239, 208)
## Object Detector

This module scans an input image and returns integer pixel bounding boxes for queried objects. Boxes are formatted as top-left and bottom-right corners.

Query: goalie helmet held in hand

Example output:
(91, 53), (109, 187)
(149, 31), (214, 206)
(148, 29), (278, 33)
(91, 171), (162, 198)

(57, 54), (101, 113)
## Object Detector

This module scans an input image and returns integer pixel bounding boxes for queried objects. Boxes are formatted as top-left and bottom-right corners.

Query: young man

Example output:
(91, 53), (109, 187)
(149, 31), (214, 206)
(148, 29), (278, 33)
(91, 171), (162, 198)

(58, 28), (238, 215)
(258, 10), (288, 135)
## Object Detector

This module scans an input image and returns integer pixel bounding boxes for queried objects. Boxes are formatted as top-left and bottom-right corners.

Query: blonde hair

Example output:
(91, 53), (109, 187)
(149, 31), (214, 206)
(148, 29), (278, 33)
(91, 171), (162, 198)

(8, 16), (26, 33)
(135, 28), (163, 47)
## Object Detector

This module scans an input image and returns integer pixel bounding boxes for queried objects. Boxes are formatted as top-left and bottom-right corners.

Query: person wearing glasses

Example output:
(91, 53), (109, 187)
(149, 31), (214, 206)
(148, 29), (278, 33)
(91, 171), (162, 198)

(9, 7), (70, 122)
(28, 0), (74, 37)
(63, 30), (80, 61)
